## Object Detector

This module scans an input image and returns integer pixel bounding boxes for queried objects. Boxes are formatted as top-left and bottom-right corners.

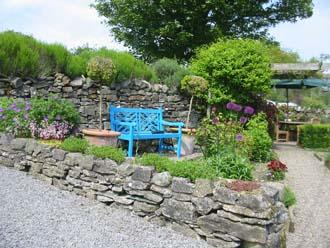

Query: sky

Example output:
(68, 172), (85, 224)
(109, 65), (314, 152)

(0, 0), (329, 61)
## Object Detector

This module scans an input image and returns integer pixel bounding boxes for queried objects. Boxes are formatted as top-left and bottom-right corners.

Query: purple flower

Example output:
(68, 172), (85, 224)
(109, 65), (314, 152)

(43, 116), (49, 122)
(55, 115), (61, 121)
(236, 134), (244, 141)
(240, 116), (247, 124)
(13, 117), (18, 123)
(25, 106), (31, 111)
(0, 108), (3, 112)
(226, 102), (242, 112)
(25, 101), (30, 105)
(244, 106), (254, 115)
(1, 115), (6, 120)
(14, 107), (21, 112)
(24, 114), (29, 119)
(212, 117), (219, 124)
(53, 95), (59, 99)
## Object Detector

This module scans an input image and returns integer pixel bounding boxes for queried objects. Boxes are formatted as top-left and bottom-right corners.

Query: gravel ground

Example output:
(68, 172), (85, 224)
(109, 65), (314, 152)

(274, 143), (330, 248)
(0, 166), (212, 248)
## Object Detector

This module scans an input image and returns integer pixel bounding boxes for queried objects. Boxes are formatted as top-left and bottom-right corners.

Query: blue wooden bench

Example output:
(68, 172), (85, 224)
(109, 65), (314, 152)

(110, 105), (184, 158)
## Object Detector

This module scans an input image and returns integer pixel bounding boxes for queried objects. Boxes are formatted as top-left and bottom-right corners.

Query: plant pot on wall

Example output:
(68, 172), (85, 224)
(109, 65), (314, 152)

(82, 129), (120, 147)
(170, 127), (197, 156)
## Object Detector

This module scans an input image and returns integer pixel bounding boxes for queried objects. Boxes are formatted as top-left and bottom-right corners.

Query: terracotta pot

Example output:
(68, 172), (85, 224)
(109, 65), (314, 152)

(82, 129), (120, 147)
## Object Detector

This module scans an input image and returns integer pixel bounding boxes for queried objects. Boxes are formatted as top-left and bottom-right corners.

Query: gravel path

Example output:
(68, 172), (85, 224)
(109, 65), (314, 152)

(274, 143), (330, 248)
(0, 166), (211, 248)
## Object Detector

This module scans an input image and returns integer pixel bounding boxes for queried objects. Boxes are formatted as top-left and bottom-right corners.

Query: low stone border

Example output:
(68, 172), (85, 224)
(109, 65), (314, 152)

(0, 133), (288, 248)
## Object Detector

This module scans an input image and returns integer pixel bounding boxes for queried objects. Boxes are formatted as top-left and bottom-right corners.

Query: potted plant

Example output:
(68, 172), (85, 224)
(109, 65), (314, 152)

(82, 57), (120, 147)
(175, 75), (208, 155)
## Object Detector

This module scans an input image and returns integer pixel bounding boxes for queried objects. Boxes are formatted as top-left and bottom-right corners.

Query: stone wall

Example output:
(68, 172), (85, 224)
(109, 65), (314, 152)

(0, 73), (201, 129)
(0, 133), (289, 248)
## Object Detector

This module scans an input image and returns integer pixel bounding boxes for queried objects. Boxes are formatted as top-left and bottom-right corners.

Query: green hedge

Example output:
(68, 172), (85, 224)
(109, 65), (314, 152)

(299, 124), (330, 148)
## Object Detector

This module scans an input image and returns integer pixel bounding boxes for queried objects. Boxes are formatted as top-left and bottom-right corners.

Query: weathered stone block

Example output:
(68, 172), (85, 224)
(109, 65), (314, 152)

(222, 204), (274, 220)
(173, 193), (192, 202)
(52, 149), (67, 161)
(10, 138), (27, 150)
(117, 162), (137, 176)
(192, 197), (218, 215)
(197, 214), (267, 244)
(90, 183), (108, 192)
(0, 133), (14, 145)
(69, 167), (82, 178)
(93, 159), (117, 174)
(151, 172), (172, 187)
(150, 185), (172, 198)
(133, 201), (159, 213)
(237, 193), (271, 211)
(125, 180), (150, 190)
(132, 166), (154, 182)
(206, 238), (240, 248)
(213, 183), (240, 204)
(43, 167), (66, 178)
(161, 198), (197, 223)
(193, 179), (214, 197)
(171, 177), (195, 194)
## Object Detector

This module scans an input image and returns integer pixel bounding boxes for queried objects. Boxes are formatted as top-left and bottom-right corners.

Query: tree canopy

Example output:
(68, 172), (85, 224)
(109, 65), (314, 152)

(93, 0), (313, 61)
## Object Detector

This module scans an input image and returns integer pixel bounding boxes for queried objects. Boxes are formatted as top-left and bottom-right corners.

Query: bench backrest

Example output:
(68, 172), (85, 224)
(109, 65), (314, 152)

(110, 105), (164, 134)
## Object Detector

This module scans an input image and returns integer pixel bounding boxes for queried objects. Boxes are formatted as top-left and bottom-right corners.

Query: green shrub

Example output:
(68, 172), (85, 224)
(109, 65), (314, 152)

(60, 137), (89, 153)
(66, 55), (86, 78)
(205, 151), (253, 181)
(152, 58), (191, 87)
(86, 56), (117, 85)
(137, 153), (218, 182)
(283, 187), (296, 207)
(299, 124), (330, 148)
(244, 113), (273, 162)
(85, 146), (126, 164)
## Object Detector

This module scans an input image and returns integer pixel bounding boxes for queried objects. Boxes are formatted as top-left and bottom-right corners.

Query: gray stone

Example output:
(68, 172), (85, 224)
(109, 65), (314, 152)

(161, 198), (197, 223)
(237, 193), (271, 211)
(112, 185), (123, 193)
(193, 179), (214, 197)
(206, 238), (240, 248)
(52, 149), (67, 161)
(213, 183), (240, 204)
(213, 232), (241, 242)
(114, 196), (134, 205)
(29, 162), (43, 174)
(42, 167), (66, 178)
(263, 182), (284, 202)
(216, 210), (273, 226)
(151, 172), (172, 187)
(117, 162), (136, 177)
(170, 222), (200, 239)
(82, 78), (94, 89)
(132, 166), (154, 182)
(150, 185), (172, 197)
(68, 167), (82, 178)
(222, 204), (274, 220)
(0, 133), (14, 145)
(11, 77), (23, 88)
(32, 174), (53, 185)
(70, 77), (83, 87)
(80, 155), (94, 170)
(197, 214), (267, 244)
(133, 201), (159, 213)
(192, 197), (218, 215)
(173, 193), (192, 202)
(171, 177), (195, 194)
(126, 180), (150, 190)
(93, 159), (117, 174)
(66, 176), (91, 188)
(90, 183), (108, 192)
(10, 138), (27, 150)
(143, 191), (163, 204)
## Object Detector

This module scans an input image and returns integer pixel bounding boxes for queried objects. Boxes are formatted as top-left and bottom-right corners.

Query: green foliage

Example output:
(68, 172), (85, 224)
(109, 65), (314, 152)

(152, 58), (191, 87)
(0, 31), (72, 77)
(77, 47), (156, 83)
(299, 124), (330, 149)
(66, 55), (86, 78)
(205, 152), (253, 181)
(181, 75), (208, 98)
(301, 96), (326, 110)
(137, 153), (218, 182)
(191, 39), (272, 105)
(265, 44), (301, 63)
(29, 95), (80, 126)
(93, 0), (313, 61)
(85, 146), (126, 164)
(244, 113), (274, 162)
(60, 137), (90, 153)
(283, 187), (297, 207)
(86, 56), (117, 85)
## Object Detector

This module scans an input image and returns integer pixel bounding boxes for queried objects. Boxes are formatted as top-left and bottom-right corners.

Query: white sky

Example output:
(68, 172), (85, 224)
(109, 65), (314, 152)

(0, 0), (329, 61)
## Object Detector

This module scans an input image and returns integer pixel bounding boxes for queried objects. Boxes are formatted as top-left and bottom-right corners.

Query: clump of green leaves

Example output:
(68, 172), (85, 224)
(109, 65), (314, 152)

(60, 137), (90, 153)
(152, 58), (191, 87)
(283, 187), (296, 207)
(86, 56), (117, 85)
(86, 146), (126, 164)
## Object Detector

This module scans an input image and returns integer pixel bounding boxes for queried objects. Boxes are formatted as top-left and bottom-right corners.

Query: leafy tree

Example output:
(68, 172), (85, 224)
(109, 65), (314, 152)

(93, 0), (313, 61)
(190, 39), (272, 106)
(265, 44), (301, 63)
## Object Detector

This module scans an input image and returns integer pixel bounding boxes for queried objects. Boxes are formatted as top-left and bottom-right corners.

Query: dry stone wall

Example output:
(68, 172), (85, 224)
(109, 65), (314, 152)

(0, 73), (201, 129)
(0, 133), (289, 248)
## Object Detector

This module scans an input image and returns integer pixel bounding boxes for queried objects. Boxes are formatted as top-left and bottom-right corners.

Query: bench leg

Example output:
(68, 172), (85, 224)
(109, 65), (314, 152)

(158, 139), (163, 154)
(176, 137), (182, 158)
(127, 139), (134, 157)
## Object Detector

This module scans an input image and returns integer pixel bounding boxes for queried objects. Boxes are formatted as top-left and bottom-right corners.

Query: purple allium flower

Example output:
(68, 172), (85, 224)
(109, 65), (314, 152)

(0, 107), (3, 112)
(212, 117), (219, 124)
(25, 106), (31, 111)
(240, 116), (248, 124)
(55, 115), (61, 121)
(24, 114), (29, 119)
(14, 107), (21, 112)
(236, 134), (244, 141)
(244, 106), (254, 115)
(226, 102), (242, 112)
(25, 101), (30, 105)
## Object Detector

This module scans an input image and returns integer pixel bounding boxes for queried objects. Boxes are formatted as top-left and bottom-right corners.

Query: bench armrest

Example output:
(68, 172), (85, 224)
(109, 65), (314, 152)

(161, 120), (184, 127)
